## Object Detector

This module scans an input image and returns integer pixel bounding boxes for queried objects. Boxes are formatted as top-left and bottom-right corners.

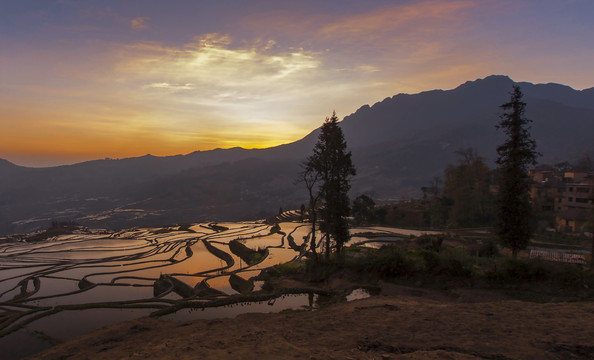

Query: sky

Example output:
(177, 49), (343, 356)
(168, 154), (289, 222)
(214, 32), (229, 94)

(1, 0), (593, 167)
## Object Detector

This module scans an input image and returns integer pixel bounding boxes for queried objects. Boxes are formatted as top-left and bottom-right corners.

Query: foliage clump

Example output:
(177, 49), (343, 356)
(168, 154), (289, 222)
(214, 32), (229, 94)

(270, 223), (281, 234)
(27, 221), (81, 242)
(442, 148), (494, 227)
(478, 239), (500, 258)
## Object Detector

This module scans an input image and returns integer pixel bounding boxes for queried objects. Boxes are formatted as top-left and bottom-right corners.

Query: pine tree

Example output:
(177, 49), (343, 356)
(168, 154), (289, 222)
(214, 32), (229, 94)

(495, 86), (539, 258)
(304, 112), (356, 258)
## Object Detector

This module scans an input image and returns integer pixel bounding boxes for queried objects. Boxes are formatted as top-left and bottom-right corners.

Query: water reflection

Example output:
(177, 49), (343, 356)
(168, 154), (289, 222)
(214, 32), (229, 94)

(163, 293), (318, 322)
(0, 222), (310, 358)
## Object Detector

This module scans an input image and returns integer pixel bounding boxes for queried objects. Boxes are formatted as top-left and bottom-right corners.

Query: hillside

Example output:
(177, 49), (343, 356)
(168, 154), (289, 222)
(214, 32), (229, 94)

(1, 75), (593, 235)
(26, 287), (594, 360)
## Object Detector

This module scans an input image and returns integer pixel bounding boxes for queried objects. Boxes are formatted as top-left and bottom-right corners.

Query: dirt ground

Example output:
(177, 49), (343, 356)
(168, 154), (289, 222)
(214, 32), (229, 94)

(26, 282), (594, 360)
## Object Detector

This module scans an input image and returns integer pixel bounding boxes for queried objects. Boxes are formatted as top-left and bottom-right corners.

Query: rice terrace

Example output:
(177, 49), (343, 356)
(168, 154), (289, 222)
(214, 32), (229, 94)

(3, 2), (594, 358)
(0, 215), (333, 356)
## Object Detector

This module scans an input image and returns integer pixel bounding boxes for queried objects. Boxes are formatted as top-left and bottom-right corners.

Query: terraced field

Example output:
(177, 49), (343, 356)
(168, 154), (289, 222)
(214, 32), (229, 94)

(0, 218), (312, 358)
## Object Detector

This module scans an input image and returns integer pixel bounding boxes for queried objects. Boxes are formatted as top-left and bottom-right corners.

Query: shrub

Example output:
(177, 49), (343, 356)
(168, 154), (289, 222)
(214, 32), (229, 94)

(270, 223), (281, 234)
(421, 250), (440, 271)
(438, 256), (472, 277)
(275, 261), (305, 275)
(437, 248), (474, 277)
(417, 234), (444, 252)
(356, 245), (420, 278)
(484, 258), (562, 283)
(479, 239), (500, 258)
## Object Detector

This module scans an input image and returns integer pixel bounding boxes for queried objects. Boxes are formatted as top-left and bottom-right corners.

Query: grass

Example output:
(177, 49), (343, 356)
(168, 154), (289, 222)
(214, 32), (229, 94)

(262, 238), (594, 302)
(533, 231), (591, 249)
(228, 240), (268, 265)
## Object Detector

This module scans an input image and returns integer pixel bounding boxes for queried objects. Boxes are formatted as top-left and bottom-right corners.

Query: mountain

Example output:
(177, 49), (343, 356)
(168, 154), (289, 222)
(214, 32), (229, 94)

(1, 75), (593, 235)
(338, 75), (594, 191)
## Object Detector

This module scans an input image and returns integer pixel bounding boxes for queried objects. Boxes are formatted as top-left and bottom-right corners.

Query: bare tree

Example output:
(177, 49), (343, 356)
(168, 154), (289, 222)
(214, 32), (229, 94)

(299, 165), (322, 260)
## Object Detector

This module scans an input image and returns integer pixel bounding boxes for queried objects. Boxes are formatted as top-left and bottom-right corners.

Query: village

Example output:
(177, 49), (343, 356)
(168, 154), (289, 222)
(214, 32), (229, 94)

(531, 165), (594, 233)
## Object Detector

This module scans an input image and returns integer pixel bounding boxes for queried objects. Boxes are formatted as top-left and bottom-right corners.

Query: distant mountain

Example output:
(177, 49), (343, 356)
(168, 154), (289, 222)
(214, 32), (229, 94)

(0, 158), (23, 173)
(1, 75), (593, 235)
(338, 75), (594, 191)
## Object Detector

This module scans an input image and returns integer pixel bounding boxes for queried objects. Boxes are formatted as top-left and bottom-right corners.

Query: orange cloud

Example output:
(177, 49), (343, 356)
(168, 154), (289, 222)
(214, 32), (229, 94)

(3, 0), (593, 167)
(235, 0), (491, 94)
(131, 17), (150, 30)
(319, 0), (475, 41)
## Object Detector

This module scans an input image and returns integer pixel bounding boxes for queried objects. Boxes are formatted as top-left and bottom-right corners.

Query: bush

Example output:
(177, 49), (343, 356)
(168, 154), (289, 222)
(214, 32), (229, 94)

(554, 263), (584, 288)
(417, 234), (444, 252)
(479, 239), (500, 258)
(270, 223), (281, 234)
(507, 259), (550, 281)
(275, 261), (305, 275)
(438, 256), (472, 277)
(482, 258), (585, 285)
(353, 245), (420, 278)
(421, 250), (440, 270)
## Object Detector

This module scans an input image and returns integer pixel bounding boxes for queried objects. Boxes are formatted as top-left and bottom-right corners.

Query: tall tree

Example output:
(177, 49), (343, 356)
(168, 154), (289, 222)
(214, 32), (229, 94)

(304, 112), (356, 258)
(495, 86), (539, 258)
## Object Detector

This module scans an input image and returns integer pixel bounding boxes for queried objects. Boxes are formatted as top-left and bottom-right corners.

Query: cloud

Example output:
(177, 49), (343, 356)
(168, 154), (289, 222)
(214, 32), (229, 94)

(240, 0), (477, 45)
(8, 0), (593, 166)
(118, 33), (320, 105)
(145, 82), (194, 90)
(318, 0), (475, 42)
(131, 17), (150, 30)
(235, 0), (485, 92)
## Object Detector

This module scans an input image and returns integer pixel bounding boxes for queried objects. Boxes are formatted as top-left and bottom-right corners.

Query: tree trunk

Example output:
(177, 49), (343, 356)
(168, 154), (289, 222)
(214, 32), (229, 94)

(310, 210), (318, 262)
(590, 233), (594, 271)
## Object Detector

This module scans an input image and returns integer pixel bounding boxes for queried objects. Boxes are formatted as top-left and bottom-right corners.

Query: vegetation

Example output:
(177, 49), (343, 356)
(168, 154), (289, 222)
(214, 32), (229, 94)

(270, 223), (281, 234)
(229, 239), (268, 265)
(264, 237), (594, 301)
(495, 86), (539, 258)
(299, 163), (322, 258)
(442, 148), (494, 227)
(356, 147), (495, 230)
(25, 221), (81, 242)
(303, 112), (356, 259)
(352, 194), (377, 225)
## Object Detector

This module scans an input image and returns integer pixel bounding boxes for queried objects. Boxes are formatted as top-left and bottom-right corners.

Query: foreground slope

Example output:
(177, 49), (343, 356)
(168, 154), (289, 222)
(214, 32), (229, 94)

(27, 287), (594, 360)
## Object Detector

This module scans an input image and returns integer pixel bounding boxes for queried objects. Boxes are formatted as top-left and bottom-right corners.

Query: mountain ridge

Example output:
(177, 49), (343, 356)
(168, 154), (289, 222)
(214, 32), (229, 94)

(1, 75), (593, 235)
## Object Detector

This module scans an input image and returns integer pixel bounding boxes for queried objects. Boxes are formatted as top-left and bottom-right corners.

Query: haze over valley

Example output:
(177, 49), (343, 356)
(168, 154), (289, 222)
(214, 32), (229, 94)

(1, 75), (593, 235)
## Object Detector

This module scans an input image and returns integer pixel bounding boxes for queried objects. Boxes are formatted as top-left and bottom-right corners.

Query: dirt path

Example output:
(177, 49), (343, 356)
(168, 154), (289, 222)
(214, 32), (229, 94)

(26, 288), (594, 360)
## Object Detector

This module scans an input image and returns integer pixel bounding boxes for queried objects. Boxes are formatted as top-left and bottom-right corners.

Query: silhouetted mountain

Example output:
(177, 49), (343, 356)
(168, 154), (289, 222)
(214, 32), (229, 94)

(1, 75), (593, 235)
(0, 159), (23, 173)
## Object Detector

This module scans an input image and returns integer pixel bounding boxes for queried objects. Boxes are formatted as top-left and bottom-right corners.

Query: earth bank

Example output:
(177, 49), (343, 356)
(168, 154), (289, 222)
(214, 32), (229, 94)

(26, 281), (594, 360)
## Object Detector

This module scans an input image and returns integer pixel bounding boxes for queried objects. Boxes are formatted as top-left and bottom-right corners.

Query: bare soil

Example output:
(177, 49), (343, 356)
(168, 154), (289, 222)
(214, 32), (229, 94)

(25, 280), (594, 360)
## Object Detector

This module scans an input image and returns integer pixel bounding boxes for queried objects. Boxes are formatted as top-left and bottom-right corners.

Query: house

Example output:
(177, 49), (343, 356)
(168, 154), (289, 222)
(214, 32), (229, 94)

(530, 167), (594, 232)
(555, 178), (594, 232)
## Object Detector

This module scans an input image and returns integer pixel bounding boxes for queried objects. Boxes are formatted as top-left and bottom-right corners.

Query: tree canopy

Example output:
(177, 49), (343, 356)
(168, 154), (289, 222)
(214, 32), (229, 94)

(352, 194), (376, 225)
(495, 85), (539, 258)
(304, 112), (356, 258)
(443, 148), (494, 227)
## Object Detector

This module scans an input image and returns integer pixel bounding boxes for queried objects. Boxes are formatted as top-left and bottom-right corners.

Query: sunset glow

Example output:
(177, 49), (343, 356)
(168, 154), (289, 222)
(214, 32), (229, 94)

(1, 0), (593, 166)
